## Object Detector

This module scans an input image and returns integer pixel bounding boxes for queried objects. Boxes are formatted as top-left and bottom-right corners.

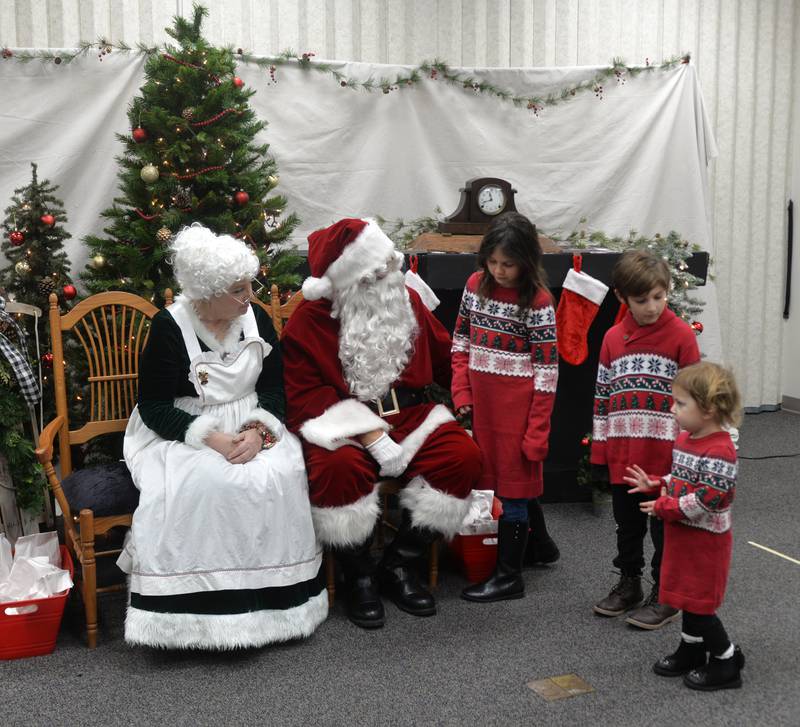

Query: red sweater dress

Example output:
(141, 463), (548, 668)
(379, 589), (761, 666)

(590, 307), (700, 484)
(451, 272), (558, 499)
(654, 430), (737, 614)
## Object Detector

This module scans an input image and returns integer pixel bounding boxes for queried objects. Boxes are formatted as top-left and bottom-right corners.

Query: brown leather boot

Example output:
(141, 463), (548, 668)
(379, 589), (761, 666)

(626, 582), (680, 629)
(593, 573), (643, 616)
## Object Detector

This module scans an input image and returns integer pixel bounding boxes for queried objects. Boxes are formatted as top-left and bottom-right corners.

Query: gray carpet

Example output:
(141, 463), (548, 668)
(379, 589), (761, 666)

(3, 412), (799, 726)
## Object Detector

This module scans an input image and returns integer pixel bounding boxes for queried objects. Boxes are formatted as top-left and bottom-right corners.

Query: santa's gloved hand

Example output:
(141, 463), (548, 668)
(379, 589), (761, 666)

(365, 433), (406, 477)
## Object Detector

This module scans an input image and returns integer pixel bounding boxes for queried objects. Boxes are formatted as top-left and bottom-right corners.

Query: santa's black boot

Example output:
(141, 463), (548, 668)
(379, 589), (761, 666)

(461, 520), (528, 602)
(653, 638), (707, 677)
(684, 646), (745, 691)
(377, 511), (437, 617)
(335, 533), (384, 629)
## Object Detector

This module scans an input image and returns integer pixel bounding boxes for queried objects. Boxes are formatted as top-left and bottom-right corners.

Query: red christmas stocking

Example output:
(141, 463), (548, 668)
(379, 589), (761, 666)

(556, 262), (609, 365)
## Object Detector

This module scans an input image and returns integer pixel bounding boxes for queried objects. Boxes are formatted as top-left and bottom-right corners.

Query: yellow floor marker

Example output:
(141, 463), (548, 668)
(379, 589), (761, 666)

(527, 674), (594, 701)
(748, 541), (800, 565)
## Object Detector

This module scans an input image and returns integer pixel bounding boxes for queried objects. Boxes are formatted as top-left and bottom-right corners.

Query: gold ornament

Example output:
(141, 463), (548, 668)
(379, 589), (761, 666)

(91, 254), (106, 269)
(156, 227), (172, 242)
(140, 164), (160, 183)
(267, 174), (279, 187)
(14, 260), (31, 276)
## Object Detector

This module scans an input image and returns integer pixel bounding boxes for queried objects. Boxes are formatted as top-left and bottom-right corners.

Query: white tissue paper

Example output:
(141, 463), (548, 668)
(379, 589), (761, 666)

(0, 532), (72, 604)
(458, 490), (499, 535)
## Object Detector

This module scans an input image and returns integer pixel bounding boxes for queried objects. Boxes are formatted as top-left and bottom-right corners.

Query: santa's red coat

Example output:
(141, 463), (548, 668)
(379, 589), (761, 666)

(281, 287), (480, 547)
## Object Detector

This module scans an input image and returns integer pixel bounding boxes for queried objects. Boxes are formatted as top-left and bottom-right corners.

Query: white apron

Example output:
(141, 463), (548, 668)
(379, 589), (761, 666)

(118, 300), (326, 649)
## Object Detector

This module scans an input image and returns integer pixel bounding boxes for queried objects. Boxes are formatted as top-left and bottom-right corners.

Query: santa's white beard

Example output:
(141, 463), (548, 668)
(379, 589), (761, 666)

(332, 269), (419, 401)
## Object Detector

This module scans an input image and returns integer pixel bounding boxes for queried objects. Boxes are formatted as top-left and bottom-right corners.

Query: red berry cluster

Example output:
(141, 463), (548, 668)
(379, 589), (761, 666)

(430, 68), (439, 80)
(268, 65), (277, 83)
(301, 51), (316, 61)
(1, 48), (12, 59)
(593, 84), (603, 99)
(527, 101), (542, 117)
(614, 69), (626, 85)
(340, 80), (348, 87)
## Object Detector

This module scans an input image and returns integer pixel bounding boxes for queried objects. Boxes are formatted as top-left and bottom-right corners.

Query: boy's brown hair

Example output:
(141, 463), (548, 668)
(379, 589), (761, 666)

(611, 249), (671, 299)
(673, 361), (743, 428)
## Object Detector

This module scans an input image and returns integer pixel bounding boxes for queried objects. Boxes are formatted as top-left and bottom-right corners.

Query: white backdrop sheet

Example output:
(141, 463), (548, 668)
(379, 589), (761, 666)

(0, 55), (720, 358)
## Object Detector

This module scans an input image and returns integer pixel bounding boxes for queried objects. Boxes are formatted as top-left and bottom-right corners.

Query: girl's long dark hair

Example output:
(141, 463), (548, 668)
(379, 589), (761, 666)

(477, 212), (548, 313)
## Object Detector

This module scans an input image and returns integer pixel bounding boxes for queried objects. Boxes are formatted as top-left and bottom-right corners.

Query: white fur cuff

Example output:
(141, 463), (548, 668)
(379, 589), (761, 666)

(300, 398), (389, 451)
(184, 414), (220, 449)
(399, 475), (471, 541)
(242, 408), (285, 439)
(311, 486), (380, 547)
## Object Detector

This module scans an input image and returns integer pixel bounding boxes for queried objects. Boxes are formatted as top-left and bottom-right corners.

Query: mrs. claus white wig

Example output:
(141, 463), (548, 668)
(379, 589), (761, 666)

(170, 223), (259, 301)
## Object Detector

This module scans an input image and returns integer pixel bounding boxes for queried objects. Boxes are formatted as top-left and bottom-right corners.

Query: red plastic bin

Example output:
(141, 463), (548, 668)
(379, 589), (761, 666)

(0, 545), (74, 660)
(450, 532), (498, 583)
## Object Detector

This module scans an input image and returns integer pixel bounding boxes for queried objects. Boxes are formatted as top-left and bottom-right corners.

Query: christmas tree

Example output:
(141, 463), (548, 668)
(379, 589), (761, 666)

(82, 4), (301, 302)
(0, 163), (76, 312)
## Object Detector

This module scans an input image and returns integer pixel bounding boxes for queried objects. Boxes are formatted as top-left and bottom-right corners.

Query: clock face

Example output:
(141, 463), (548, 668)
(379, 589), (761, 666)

(477, 184), (506, 216)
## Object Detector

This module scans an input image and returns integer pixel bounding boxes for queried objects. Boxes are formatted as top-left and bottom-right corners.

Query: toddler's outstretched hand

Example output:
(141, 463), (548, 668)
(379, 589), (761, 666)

(640, 499), (658, 515)
(623, 464), (654, 494)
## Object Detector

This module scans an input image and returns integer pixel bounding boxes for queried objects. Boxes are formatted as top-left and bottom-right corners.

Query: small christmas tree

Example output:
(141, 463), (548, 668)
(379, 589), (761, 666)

(1, 163), (76, 311)
(82, 4), (301, 302)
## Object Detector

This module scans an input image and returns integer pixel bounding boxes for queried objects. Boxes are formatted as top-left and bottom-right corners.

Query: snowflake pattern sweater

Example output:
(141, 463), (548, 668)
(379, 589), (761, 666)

(590, 307), (700, 483)
(654, 430), (737, 613)
(451, 272), (558, 498)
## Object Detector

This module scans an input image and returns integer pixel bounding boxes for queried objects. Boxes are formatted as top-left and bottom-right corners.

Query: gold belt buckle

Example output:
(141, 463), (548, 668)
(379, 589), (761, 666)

(376, 387), (400, 417)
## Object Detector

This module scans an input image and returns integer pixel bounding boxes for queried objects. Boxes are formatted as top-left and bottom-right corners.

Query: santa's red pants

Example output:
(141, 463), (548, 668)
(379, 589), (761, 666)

(304, 421), (479, 506)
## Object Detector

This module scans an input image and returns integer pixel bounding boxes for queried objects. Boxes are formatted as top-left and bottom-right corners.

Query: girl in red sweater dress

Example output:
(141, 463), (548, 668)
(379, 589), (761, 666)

(452, 212), (558, 603)
(625, 362), (744, 691)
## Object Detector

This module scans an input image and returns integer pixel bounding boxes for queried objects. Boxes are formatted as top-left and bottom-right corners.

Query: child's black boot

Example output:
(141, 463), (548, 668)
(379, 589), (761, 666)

(653, 636), (707, 676)
(684, 645), (745, 691)
(461, 520), (528, 602)
(593, 573), (643, 616)
(524, 498), (560, 565)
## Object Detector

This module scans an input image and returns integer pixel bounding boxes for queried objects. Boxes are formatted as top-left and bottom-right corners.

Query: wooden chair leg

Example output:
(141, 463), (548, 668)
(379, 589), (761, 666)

(79, 509), (98, 649)
(428, 540), (439, 590)
(325, 550), (336, 607)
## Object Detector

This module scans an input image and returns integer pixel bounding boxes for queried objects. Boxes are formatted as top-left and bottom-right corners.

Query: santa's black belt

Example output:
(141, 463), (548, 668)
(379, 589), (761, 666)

(367, 386), (426, 417)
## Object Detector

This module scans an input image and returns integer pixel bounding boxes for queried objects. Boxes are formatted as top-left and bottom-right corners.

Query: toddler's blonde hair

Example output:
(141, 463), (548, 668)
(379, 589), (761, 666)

(673, 361), (742, 428)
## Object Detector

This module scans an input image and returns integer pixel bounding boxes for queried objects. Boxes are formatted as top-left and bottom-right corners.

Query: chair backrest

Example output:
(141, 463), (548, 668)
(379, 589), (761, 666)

(48, 291), (159, 477)
(251, 284), (305, 338)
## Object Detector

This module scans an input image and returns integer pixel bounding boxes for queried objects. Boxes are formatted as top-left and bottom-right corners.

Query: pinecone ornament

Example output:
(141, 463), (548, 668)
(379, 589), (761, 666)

(156, 227), (172, 243)
(181, 107), (195, 121)
(37, 276), (56, 296)
(173, 187), (191, 208)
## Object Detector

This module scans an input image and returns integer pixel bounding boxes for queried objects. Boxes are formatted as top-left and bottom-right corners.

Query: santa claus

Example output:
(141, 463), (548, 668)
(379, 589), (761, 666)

(282, 218), (480, 629)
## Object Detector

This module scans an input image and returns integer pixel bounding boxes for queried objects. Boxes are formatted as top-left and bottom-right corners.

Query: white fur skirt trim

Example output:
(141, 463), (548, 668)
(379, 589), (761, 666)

(123, 590), (328, 650)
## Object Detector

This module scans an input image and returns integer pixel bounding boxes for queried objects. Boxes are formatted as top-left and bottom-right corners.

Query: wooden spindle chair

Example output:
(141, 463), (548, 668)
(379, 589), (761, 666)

(35, 291), (166, 648)
(253, 285), (439, 607)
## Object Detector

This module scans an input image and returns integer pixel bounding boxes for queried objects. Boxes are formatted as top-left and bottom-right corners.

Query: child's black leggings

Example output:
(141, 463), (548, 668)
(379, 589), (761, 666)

(683, 611), (731, 656)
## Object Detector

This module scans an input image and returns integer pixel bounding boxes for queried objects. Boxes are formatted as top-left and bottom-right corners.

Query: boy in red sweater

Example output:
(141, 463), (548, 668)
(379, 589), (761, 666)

(591, 250), (700, 629)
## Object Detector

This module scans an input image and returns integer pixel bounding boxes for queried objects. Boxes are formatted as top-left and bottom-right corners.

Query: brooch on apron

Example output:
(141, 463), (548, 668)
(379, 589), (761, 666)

(198, 369), (209, 386)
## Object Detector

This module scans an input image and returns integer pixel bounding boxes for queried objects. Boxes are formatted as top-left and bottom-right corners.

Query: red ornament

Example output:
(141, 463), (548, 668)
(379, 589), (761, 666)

(691, 321), (704, 334)
(132, 127), (148, 143)
(233, 76), (244, 88)
(9, 230), (24, 245)
(234, 191), (250, 206)
(40, 214), (55, 227)
(42, 352), (54, 367)
(581, 436), (590, 447)
(62, 284), (77, 300)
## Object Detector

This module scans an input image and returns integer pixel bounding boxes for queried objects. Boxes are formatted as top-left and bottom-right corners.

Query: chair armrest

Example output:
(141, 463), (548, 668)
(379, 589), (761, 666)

(35, 415), (65, 465)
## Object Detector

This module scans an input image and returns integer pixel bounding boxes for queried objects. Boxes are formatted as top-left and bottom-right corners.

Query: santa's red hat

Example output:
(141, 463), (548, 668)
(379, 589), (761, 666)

(302, 218), (397, 301)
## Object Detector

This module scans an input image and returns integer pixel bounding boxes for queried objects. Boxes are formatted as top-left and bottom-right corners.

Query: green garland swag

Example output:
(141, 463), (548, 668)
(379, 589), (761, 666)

(0, 359), (46, 512)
